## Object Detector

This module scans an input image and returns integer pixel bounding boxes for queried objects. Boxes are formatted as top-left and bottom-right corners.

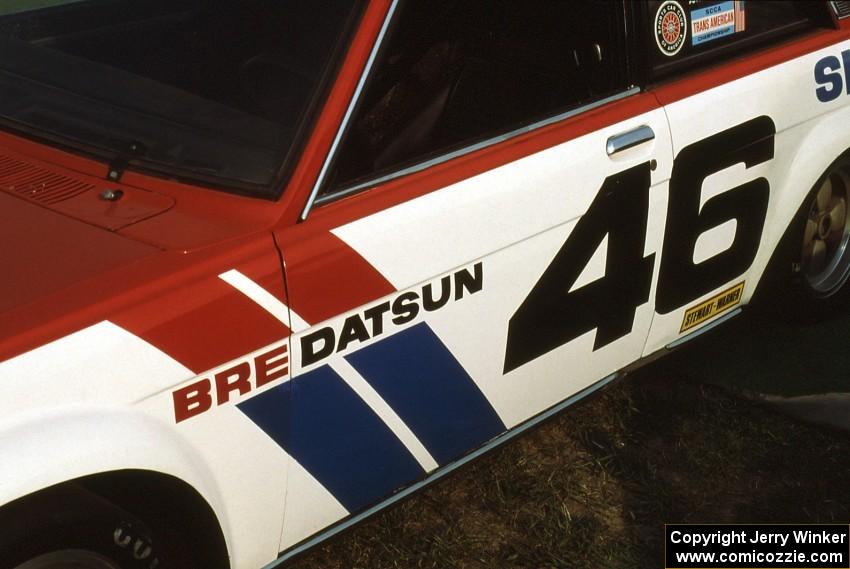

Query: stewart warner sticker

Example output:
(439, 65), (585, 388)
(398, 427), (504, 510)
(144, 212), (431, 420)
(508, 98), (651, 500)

(655, 1), (687, 57)
(691, 1), (746, 46)
(680, 282), (744, 333)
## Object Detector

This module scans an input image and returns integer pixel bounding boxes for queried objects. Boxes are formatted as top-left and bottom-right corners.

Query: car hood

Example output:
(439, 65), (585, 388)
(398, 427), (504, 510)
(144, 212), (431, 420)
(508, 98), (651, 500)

(0, 191), (158, 315)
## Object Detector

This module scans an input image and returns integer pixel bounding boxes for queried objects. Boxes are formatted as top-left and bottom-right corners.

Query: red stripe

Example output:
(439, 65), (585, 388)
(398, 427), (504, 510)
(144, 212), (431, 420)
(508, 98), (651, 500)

(1, 236), (291, 369)
(281, 230), (396, 325)
(651, 27), (850, 105)
(113, 249), (290, 373)
(118, 283), (287, 373)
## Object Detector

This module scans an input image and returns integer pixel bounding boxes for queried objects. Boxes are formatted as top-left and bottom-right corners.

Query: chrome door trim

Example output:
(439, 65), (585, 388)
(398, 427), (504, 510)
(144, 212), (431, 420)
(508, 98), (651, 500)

(300, 0), (400, 221)
(313, 86), (641, 209)
(606, 124), (655, 156)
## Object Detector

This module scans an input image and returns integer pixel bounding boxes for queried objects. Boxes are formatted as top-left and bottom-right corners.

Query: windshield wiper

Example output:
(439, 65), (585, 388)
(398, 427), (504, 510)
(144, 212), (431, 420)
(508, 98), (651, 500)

(106, 139), (146, 182)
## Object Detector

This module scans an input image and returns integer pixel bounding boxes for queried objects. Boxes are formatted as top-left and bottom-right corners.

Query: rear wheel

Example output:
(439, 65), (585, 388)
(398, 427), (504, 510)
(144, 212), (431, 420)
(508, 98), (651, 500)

(799, 160), (850, 298)
(757, 156), (850, 321)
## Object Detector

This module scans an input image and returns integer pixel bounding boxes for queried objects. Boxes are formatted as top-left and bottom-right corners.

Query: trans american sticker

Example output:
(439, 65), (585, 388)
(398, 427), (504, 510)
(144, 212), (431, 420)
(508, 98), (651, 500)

(690, 1), (746, 46)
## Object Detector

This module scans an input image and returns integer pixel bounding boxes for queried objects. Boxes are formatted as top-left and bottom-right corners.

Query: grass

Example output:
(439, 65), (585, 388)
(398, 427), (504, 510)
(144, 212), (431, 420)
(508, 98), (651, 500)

(285, 311), (850, 569)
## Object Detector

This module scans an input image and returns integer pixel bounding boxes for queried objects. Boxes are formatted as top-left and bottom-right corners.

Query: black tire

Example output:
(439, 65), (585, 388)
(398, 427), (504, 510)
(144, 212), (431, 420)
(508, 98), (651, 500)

(756, 155), (850, 322)
(0, 485), (196, 569)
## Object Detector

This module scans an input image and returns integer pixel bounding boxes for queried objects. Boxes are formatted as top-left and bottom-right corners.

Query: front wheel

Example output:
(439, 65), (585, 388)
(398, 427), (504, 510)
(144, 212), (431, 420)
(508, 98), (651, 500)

(0, 485), (196, 569)
(14, 550), (124, 569)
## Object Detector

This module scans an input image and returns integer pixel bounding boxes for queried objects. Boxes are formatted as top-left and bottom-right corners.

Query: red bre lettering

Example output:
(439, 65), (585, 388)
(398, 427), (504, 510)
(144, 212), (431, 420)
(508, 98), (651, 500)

(214, 362), (251, 405)
(173, 379), (212, 423)
(172, 342), (291, 422)
(255, 344), (289, 388)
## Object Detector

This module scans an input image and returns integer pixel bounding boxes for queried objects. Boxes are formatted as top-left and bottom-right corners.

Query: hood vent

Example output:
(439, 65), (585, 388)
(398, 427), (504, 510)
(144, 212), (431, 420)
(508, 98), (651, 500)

(0, 153), (94, 205)
(833, 1), (850, 19)
(0, 150), (175, 231)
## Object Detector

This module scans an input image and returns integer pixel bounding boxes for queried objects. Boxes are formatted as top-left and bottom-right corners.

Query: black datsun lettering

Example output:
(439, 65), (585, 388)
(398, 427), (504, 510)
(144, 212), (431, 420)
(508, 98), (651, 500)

(301, 263), (484, 367)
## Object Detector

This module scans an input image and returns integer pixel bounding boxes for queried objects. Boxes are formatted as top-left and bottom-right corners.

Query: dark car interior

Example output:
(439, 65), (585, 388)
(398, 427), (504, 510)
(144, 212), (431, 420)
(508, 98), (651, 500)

(4, 1), (348, 122)
(328, 0), (628, 192)
(0, 0), (362, 192)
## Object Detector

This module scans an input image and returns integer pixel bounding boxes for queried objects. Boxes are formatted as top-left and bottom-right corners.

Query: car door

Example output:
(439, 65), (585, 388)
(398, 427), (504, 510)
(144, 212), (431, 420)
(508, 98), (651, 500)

(257, 0), (675, 550)
(641, 0), (843, 352)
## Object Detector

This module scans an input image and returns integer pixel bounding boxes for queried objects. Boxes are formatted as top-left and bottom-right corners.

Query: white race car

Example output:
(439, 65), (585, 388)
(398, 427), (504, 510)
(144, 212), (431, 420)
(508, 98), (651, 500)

(0, 1), (848, 567)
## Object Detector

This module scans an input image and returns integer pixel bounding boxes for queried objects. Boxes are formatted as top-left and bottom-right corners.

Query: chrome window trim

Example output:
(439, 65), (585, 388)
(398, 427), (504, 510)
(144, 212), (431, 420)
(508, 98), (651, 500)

(299, 0), (400, 221)
(310, 86), (641, 211)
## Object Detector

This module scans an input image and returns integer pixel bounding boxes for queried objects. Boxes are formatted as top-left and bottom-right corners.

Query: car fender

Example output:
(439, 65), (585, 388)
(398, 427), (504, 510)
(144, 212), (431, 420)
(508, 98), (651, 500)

(0, 320), (237, 558)
(0, 406), (233, 549)
(747, 103), (850, 300)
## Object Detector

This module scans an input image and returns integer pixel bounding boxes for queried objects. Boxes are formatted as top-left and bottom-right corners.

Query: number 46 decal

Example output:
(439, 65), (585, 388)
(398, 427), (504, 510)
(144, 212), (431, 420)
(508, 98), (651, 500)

(504, 116), (775, 373)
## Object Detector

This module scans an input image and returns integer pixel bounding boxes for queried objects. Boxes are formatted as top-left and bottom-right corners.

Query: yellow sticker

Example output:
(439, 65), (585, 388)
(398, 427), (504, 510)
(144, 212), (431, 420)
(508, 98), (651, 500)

(680, 281), (745, 333)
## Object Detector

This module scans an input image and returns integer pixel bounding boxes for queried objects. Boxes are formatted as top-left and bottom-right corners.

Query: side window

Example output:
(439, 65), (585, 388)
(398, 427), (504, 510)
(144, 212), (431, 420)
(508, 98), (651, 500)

(321, 0), (628, 198)
(647, 0), (831, 78)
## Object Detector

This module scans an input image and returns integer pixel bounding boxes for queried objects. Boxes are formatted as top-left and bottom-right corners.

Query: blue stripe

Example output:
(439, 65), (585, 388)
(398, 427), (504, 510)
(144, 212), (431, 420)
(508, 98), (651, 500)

(346, 322), (506, 465)
(269, 372), (619, 568)
(236, 380), (291, 450)
(238, 366), (424, 513)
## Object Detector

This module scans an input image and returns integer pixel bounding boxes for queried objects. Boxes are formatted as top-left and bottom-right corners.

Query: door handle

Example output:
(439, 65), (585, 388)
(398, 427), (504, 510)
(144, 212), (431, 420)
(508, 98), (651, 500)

(606, 125), (655, 156)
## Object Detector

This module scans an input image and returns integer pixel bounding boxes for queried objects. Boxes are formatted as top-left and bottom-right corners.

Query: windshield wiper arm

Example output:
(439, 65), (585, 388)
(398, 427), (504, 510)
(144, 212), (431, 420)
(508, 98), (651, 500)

(107, 139), (146, 182)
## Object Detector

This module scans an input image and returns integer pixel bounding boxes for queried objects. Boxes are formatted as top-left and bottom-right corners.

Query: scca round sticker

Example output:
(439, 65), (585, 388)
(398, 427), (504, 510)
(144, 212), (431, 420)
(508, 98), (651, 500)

(655, 1), (687, 56)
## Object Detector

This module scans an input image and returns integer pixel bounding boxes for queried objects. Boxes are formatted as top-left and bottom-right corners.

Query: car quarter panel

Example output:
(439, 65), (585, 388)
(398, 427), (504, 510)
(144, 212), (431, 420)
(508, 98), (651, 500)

(644, 33), (850, 352)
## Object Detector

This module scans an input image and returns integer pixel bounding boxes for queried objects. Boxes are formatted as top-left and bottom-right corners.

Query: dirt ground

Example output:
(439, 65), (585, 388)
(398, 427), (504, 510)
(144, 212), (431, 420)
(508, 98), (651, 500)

(285, 309), (850, 569)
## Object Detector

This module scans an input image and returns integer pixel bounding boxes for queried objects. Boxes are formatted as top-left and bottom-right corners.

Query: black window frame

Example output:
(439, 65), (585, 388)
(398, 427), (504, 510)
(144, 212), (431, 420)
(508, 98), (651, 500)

(304, 0), (638, 216)
(634, 0), (834, 84)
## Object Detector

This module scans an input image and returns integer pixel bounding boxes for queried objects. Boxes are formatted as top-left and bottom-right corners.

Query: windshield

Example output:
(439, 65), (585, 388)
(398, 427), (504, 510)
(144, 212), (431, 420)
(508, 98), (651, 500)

(0, 0), (364, 197)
